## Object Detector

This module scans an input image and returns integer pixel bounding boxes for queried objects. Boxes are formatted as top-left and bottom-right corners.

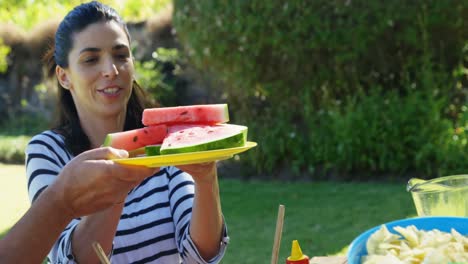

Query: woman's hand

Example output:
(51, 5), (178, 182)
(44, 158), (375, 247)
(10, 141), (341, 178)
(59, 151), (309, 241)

(51, 147), (158, 218)
(177, 161), (224, 260)
(176, 161), (217, 184)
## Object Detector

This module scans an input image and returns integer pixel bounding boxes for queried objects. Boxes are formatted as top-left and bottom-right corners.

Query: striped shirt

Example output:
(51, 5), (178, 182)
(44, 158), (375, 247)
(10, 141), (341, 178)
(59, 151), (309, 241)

(25, 130), (229, 264)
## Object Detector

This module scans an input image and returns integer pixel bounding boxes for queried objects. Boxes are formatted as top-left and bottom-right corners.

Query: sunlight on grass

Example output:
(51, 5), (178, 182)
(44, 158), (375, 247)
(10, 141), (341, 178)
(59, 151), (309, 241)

(0, 163), (29, 235)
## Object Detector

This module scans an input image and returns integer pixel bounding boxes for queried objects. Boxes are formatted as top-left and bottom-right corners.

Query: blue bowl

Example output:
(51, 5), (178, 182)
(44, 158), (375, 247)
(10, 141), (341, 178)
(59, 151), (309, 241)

(347, 216), (468, 264)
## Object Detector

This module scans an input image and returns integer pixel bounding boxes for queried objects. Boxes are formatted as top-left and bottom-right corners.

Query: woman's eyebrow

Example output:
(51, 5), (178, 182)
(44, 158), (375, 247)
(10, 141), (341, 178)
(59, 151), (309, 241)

(79, 47), (100, 54)
(113, 44), (129, 51)
(78, 44), (128, 54)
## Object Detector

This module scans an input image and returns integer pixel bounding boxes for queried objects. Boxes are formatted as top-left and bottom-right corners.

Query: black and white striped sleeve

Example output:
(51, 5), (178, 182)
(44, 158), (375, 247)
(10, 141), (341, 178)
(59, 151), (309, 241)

(25, 131), (80, 263)
(166, 166), (229, 264)
(25, 131), (70, 203)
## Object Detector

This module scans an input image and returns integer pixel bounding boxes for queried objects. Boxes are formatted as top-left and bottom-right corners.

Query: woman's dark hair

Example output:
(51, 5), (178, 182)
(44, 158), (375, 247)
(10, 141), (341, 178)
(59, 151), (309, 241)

(43, 1), (153, 156)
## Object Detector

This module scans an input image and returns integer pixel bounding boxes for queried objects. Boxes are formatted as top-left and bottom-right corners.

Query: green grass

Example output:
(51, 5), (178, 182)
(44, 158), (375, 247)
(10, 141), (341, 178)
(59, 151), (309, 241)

(0, 164), (416, 263)
(0, 164), (29, 235)
(218, 179), (416, 263)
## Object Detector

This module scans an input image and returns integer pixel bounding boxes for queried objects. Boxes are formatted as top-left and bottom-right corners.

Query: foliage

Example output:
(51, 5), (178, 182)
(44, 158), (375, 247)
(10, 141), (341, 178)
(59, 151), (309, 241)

(0, 111), (49, 136)
(134, 47), (180, 106)
(0, 136), (30, 164)
(174, 0), (468, 179)
(0, 38), (10, 73)
(0, 0), (171, 30)
(309, 88), (467, 178)
(0, 111), (49, 162)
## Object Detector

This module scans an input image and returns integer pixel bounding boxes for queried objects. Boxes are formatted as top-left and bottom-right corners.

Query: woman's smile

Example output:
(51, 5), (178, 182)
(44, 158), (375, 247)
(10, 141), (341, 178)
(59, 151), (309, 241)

(98, 85), (124, 98)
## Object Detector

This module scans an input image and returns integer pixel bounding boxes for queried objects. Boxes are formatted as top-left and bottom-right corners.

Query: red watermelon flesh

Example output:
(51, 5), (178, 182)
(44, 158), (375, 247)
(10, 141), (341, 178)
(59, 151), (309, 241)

(160, 124), (247, 154)
(103, 125), (167, 151)
(142, 104), (229, 126)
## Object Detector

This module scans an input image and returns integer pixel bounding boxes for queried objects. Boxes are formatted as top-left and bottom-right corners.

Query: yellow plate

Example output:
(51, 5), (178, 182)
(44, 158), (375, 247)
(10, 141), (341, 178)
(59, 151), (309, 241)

(113, 141), (257, 167)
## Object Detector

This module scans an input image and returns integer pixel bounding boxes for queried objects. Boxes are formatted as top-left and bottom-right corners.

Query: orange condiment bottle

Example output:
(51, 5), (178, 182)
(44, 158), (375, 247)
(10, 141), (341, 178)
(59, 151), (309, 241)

(286, 240), (309, 264)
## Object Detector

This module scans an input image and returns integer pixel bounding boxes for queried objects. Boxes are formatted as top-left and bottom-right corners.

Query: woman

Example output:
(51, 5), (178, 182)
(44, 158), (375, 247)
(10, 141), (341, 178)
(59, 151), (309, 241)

(26, 1), (228, 263)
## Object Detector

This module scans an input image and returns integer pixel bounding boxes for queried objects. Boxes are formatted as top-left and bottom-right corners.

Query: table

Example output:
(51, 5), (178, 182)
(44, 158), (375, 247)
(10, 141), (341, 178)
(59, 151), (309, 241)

(310, 256), (348, 264)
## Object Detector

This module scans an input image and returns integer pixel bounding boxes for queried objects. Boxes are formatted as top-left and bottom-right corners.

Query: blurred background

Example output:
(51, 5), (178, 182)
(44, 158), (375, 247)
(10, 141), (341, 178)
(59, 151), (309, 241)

(0, 0), (467, 263)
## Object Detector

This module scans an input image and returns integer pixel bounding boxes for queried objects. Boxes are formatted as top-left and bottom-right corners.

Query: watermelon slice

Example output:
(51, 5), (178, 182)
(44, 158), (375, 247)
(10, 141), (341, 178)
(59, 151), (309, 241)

(103, 125), (167, 151)
(142, 104), (229, 126)
(159, 124), (247, 155)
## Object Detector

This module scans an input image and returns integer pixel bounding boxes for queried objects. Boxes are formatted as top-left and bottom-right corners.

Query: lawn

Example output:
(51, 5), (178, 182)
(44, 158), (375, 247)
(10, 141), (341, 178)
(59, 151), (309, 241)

(0, 164), (29, 237)
(0, 163), (417, 263)
(218, 178), (416, 263)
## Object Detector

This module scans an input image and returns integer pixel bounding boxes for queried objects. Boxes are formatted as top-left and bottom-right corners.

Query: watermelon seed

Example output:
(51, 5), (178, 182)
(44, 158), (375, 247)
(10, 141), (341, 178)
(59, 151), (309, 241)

(133, 136), (138, 142)
(180, 111), (188, 115)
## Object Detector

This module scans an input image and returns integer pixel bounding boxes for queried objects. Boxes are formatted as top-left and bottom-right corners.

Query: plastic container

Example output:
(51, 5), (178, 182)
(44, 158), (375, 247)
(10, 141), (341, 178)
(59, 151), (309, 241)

(407, 174), (468, 216)
(347, 216), (468, 264)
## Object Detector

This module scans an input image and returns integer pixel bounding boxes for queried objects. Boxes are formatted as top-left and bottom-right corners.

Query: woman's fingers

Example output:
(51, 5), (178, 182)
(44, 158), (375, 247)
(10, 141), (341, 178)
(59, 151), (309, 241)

(111, 164), (159, 182)
(78, 147), (129, 161)
(55, 148), (158, 217)
(176, 162), (217, 183)
(177, 162), (215, 174)
(80, 147), (157, 182)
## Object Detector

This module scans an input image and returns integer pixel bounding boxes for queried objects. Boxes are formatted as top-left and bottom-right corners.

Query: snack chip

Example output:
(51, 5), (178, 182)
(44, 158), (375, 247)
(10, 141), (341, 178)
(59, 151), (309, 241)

(362, 225), (468, 264)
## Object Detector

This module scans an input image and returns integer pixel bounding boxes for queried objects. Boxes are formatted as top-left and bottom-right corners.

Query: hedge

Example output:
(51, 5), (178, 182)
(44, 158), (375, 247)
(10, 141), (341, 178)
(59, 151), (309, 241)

(172, 0), (467, 179)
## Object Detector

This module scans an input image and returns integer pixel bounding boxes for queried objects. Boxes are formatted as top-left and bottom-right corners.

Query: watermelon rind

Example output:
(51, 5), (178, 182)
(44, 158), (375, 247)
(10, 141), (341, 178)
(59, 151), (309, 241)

(145, 144), (162, 156)
(128, 146), (146, 157)
(103, 135), (113, 147)
(160, 126), (247, 155)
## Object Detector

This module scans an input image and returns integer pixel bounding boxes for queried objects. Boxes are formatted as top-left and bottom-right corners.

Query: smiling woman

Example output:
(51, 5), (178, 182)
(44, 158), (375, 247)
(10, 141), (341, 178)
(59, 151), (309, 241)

(19, 1), (230, 263)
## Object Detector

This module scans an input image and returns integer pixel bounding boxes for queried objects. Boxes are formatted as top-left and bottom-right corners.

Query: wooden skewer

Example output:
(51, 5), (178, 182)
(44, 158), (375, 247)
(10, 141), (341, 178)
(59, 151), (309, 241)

(92, 242), (111, 264)
(271, 204), (285, 264)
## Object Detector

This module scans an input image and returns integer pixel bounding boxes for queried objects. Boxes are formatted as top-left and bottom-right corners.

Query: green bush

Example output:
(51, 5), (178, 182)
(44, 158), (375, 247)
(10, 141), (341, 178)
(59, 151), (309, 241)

(173, 0), (468, 179)
(0, 136), (30, 164)
(134, 47), (181, 106)
(311, 88), (466, 179)
(0, 113), (49, 163)
(173, 1), (466, 98)
(0, 113), (49, 136)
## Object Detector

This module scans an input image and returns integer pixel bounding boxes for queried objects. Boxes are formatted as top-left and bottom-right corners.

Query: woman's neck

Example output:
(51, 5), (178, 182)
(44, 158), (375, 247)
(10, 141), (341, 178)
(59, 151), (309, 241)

(79, 111), (126, 149)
